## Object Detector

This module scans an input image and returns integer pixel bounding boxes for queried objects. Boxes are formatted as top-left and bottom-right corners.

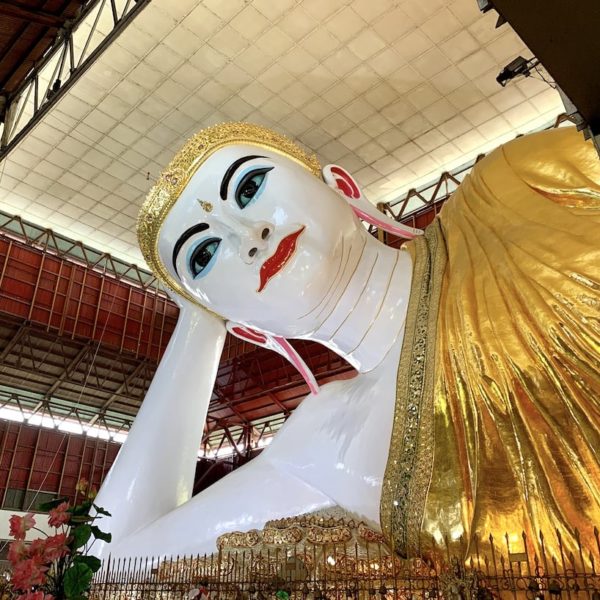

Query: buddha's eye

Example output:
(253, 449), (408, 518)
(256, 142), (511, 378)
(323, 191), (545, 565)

(235, 167), (273, 209)
(189, 237), (221, 279)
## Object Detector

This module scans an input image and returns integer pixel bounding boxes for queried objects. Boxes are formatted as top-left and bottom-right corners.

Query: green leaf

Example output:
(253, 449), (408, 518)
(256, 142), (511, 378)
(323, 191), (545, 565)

(71, 524), (92, 549)
(92, 504), (112, 517)
(74, 554), (102, 573)
(39, 496), (69, 512)
(70, 500), (93, 517)
(69, 514), (94, 524)
(90, 525), (111, 543)
(64, 562), (93, 599)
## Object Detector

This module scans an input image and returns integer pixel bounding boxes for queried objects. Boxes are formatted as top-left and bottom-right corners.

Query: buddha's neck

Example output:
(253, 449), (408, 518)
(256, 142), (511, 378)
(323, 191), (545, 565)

(302, 230), (413, 373)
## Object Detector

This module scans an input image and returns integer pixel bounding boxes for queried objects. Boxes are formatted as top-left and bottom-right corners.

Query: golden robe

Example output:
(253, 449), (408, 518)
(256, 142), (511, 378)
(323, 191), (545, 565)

(381, 127), (600, 560)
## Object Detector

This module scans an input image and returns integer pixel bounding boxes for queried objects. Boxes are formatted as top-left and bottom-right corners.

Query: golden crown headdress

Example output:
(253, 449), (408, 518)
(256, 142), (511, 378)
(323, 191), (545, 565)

(137, 122), (321, 306)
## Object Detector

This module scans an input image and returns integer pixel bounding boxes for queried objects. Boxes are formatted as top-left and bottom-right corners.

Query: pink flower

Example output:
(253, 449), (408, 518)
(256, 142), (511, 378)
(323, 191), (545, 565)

(28, 533), (69, 564)
(28, 539), (47, 564)
(8, 540), (29, 565)
(17, 592), (54, 600)
(11, 558), (48, 590)
(43, 533), (69, 562)
(9, 513), (36, 540)
(48, 502), (70, 528)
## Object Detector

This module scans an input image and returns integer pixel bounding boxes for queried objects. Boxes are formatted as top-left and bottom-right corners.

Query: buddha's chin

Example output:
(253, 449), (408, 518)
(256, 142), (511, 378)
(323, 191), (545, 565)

(188, 250), (343, 331)
(269, 260), (338, 301)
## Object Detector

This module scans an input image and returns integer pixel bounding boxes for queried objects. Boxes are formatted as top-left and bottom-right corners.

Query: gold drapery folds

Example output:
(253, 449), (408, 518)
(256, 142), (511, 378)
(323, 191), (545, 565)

(382, 127), (600, 560)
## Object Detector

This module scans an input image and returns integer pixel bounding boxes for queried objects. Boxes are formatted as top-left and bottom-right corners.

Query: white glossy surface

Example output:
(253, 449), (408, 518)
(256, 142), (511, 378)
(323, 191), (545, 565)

(95, 144), (413, 559)
(107, 340), (401, 559)
(93, 300), (226, 558)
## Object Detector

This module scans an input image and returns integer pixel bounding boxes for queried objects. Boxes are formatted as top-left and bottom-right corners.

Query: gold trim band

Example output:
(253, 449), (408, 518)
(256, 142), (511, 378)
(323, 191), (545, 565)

(380, 219), (447, 557)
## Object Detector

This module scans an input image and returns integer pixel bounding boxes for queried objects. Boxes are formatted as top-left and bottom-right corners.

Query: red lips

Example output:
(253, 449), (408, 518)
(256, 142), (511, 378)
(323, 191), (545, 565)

(258, 226), (305, 292)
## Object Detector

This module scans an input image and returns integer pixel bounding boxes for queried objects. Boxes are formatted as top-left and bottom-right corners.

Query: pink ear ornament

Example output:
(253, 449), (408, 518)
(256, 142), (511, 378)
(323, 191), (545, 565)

(226, 322), (319, 396)
(322, 164), (423, 239)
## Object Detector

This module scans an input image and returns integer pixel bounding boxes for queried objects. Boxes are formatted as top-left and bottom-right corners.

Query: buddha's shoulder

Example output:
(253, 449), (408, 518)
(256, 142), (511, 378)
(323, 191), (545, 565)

(438, 127), (600, 234)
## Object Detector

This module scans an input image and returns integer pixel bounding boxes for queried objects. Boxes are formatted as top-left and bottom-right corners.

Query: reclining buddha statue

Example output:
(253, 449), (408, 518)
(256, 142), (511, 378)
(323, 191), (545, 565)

(94, 122), (600, 563)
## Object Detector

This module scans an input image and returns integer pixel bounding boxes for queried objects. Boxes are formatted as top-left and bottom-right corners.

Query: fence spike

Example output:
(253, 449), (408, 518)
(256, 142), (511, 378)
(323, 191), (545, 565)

(86, 525), (600, 598)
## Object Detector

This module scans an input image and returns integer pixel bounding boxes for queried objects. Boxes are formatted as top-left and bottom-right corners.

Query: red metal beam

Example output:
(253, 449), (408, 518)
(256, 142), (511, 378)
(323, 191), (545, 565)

(0, 236), (178, 362)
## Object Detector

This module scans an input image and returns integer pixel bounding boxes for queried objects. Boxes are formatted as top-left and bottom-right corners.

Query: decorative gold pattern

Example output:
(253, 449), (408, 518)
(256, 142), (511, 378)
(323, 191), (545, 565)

(157, 552), (236, 583)
(380, 220), (447, 558)
(216, 508), (385, 553)
(91, 525), (600, 600)
(153, 508), (403, 588)
(216, 529), (261, 548)
(262, 525), (304, 545)
(137, 122), (321, 305)
(357, 522), (386, 544)
(197, 199), (213, 213)
(306, 524), (352, 544)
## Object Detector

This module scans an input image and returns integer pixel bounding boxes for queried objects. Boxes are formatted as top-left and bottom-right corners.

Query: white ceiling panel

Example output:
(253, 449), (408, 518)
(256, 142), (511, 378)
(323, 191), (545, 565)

(0, 0), (564, 267)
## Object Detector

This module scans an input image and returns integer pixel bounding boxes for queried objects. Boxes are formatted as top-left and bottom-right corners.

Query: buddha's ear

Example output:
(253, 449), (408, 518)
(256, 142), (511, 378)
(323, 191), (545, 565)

(226, 322), (319, 395)
(322, 164), (423, 239)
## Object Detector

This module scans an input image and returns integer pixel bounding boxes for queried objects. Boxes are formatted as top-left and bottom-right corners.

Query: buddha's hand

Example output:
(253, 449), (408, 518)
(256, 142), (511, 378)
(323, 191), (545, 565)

(168, 290), (199, 313)
(166, 289), (224, 329)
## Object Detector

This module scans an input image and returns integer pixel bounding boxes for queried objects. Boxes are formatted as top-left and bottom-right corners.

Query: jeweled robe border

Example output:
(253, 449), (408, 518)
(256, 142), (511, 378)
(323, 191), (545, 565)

(380, 219), (448, 557)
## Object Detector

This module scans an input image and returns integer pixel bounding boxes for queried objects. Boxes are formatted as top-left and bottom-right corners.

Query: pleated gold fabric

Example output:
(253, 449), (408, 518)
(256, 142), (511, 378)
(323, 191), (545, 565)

(382, 127), (600, 560)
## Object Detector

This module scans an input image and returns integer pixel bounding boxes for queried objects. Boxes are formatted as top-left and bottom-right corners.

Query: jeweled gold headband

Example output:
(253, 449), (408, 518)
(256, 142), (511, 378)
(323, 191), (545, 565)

(137, 122), (321, 306)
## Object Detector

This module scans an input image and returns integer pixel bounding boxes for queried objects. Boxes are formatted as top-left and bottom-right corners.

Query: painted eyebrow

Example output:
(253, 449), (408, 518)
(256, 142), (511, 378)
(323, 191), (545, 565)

(172, 222), (209, 275)
(219, 155), (265, 200)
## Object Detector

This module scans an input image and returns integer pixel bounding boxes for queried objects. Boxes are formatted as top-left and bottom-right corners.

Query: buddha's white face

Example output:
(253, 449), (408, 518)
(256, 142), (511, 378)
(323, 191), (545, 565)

(158, 144), (363, 336)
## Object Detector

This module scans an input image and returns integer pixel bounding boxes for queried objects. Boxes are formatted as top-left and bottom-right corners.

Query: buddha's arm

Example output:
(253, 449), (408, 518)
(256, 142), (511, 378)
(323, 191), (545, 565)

(93, 301), (226, 557)
(107, 457), (336, 560)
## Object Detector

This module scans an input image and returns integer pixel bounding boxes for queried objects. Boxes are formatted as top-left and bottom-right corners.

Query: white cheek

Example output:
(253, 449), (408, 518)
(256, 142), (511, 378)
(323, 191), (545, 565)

(189, 247), (254, 301)
(217, 227), (237, 256)
(272, 205), (289, 225)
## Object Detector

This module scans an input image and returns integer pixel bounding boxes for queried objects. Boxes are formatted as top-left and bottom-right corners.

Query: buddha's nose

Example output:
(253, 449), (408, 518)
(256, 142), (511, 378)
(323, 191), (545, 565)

(239, 221), (273, 265)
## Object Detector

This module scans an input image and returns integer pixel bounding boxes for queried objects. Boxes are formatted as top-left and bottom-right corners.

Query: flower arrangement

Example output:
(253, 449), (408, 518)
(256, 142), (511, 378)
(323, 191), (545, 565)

(7, 479), (111, 600)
